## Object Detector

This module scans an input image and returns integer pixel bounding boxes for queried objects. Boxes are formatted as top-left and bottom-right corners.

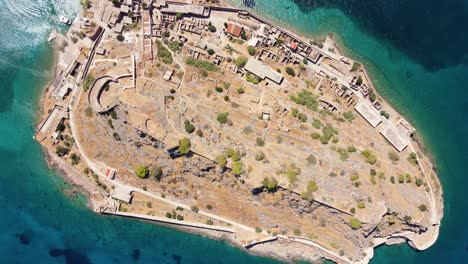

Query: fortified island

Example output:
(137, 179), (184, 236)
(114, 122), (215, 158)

(35, 0), (444, 263)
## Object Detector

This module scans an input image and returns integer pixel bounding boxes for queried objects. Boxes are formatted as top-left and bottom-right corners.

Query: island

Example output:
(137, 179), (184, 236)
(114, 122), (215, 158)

(35, 0), (444, 263)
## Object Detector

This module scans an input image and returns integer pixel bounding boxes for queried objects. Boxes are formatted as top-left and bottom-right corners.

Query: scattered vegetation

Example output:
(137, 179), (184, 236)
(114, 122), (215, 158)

(301, 180), (318, 202)
(186, 57), (218, 71)
(407, 152), (419, 166)
(156, 40), (173, 64)
(290, 90), (318, 111)
(184, 120), (195, 133)
(83, 74), (95, 92)
(55, 146), (70, 157)
(361, 150), (377, 165)
(342, 111), (355, 122)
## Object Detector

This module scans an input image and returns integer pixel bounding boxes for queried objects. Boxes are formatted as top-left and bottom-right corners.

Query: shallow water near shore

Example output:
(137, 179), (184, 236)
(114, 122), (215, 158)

(1, 0), (467, 263)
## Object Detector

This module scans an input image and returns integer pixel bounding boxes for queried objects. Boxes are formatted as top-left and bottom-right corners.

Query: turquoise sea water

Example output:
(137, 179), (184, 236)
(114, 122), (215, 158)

(0, 0), (466, 263)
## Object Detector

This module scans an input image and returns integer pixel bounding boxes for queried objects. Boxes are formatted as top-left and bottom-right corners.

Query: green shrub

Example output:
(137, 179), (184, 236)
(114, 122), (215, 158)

(408, 152), (419, 166)
(206, 204), (213, 210)
(388, 151), (399, 162)
(350, 207), (356, 214)
(178, 137), (191, 155)
(235, 56), (248, 68)
(116, 34), (124, 41)
(415, 178), (424, 187)
(237, 87), (245, 94)
(184, 120), (195, 133)
(370, 169), (377, 176)
(217, 112), (229, 124)
(390, 176), (396, 184)
(398, 174), (405, 183)
(247, 46), (256, 56)
(404, 215), (412, 222)
(232, 161), (244, 175)
(418, 204), (427, 212)
(361, 150), (377, 165)
(256, 137), (265, 147)
(342, 111), (355, 122)
(208, 24), (216, 32)
(285, 67), (295, 76)
(311, 133), (320, 139)
(350, 218), (362, 229)
(215, 154), (227, 167)
(312, 118), (322, 129)
(306, 154), (317, 165)
(207, 48), (215, 55)
(255, 151), (265, 161)
(255, 227), (262, 233)
(215, 87), (223, 93)
(135, 165), (149, 178)
(191, 205), (199, 212)
(263, 177), (278, 192)
(246, 73), (260, 84)
(56, 122), (66, 132)
(357, 202), (365, 209)
(350, 174), (359, 181)
(347, 146), (356, 153)
(206, 219), (213, 225)
(293, 229), (301, 236)
(150, 165), (163, 180)
(70, 153), (80, 165)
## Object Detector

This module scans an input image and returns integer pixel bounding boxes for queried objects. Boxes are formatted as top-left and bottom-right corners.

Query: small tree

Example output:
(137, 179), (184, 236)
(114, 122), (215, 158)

(285, 67), (295, 77)
(149, 165), (163, 180)
(56, 123), (66, 132)
(235, 56), (248, 68)
(208, 24), (216, 32)
(418, 204), (427, 212)
(116, 34), (125, 42)
(207, 48), (215, 55)
(55, 146), (70, 157)
(256, 137), (265, 147)
(135, 165), (149, 178)
(389, 151), (400, 162)
(184, 120), (195, 134)
(178, 137), (191, 155)
(247, 46), (256, 56)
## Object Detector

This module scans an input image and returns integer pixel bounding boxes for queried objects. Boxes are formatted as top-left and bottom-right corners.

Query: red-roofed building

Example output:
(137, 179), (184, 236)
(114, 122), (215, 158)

(289, 40), (299, 51)
(226, 23), (243, 38)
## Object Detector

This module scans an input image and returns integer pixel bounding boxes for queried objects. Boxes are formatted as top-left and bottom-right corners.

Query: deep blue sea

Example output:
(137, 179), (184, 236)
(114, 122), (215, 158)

(0, 0), (466, 263)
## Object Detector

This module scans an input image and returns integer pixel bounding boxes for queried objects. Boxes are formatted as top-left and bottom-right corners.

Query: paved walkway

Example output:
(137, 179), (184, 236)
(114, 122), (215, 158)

(105, 211), (235, 233)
